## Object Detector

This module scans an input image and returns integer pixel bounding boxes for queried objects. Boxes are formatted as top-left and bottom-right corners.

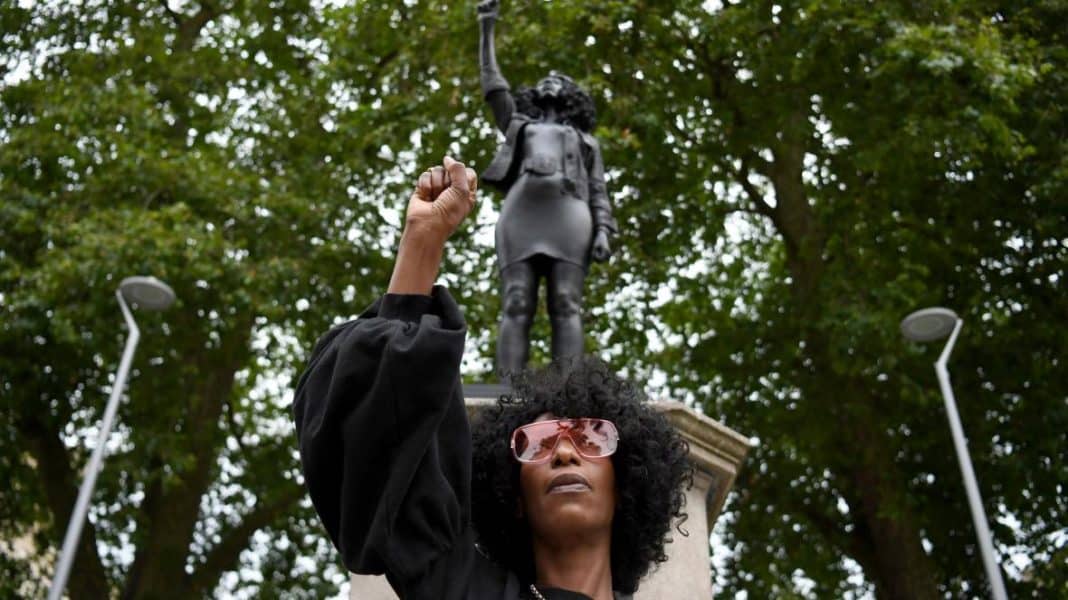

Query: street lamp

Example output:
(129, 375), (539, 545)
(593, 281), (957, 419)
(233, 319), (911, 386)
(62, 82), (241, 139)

(901, 307), (1009, 600)
(48, 276), (176, 600)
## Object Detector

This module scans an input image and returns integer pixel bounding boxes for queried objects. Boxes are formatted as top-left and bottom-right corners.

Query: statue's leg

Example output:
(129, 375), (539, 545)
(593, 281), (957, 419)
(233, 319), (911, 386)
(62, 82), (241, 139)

(546, 260), (585, 360)
(497, 260), (538, 375)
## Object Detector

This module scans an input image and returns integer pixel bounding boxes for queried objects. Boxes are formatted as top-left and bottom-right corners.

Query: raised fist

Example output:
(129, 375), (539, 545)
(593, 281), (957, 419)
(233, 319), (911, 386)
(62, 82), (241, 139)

(405, 156), (478, 245)
(477, 0), (499, 21)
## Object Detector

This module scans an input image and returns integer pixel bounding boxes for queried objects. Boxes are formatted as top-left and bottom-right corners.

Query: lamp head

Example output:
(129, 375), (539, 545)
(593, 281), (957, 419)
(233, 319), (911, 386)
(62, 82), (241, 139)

(900, 307), (959, 342)
(119, 276), (176, 311)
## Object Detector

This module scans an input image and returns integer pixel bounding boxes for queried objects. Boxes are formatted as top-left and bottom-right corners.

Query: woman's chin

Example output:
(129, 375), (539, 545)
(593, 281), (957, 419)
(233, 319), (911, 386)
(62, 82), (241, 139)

(534, 499), (613, 534)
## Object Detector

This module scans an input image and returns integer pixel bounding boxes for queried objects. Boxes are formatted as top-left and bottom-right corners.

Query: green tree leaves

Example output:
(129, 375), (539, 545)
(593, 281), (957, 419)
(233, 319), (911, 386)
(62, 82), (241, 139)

(2, 1), (1064, 598)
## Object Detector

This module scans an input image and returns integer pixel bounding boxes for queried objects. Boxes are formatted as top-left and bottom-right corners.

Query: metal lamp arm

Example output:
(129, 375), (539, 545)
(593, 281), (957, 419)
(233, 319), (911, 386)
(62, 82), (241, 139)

(47, 290), (142, 600)
(935, 317), (962, 369)
(933, 318), (1009, 600)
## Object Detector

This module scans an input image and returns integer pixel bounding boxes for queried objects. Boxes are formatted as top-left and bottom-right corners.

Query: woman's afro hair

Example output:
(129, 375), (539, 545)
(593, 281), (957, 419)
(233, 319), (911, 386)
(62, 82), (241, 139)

(513, 72), (597, 133)
(470, 356), (693, 594)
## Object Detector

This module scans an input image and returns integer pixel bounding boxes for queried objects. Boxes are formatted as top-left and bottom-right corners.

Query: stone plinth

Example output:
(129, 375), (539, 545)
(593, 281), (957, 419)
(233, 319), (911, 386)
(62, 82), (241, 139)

(349, 389), (749, 599)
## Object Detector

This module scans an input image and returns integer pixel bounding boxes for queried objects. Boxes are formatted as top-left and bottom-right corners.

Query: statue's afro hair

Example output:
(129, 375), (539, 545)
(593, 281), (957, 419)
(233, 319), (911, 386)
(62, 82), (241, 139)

(513, 72), (597, 132)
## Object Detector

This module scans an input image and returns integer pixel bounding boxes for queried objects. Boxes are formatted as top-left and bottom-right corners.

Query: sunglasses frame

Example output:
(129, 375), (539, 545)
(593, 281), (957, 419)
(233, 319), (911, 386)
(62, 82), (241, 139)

(510, 418), (619, 464)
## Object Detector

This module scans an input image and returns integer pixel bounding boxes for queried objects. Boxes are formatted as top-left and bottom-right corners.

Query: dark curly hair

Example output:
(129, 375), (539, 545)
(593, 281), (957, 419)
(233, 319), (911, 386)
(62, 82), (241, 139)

(470, 356), (693, 594)
(513, 72), (597, 132)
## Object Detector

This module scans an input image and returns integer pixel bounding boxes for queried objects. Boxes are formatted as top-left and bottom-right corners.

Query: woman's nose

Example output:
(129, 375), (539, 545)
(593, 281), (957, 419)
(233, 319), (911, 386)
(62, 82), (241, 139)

(551, 435), (581, 466)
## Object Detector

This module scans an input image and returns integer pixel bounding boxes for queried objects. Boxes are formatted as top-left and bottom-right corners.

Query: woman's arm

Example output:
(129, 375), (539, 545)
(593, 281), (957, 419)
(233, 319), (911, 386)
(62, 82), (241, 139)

(293, 157), (479, 587)
(478, 0), (515, 132)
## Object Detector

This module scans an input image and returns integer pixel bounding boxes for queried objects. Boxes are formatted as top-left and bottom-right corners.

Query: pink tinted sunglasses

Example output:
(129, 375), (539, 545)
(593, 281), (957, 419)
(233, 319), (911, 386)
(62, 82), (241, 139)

(510, 418), (619, 464)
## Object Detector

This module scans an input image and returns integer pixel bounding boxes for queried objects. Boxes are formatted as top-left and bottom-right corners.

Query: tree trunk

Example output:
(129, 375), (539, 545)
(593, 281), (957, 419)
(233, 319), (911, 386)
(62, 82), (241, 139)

(839, 397), (941, 600)
(122, 323), (249, 599)
(22, 415), (112, 598)
(762, 124), (941, 599)
(850, 463), (941, 600)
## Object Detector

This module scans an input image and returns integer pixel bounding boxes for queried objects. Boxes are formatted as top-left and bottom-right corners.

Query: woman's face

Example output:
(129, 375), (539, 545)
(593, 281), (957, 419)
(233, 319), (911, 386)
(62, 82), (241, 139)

(518, 413), (617, 541)
(536, 76), (564, 100)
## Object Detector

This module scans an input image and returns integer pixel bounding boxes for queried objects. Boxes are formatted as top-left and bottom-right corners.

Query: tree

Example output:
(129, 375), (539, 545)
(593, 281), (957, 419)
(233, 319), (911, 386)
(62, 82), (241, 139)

(0, 1), (489, 596)
(560, 0), (1066, 597)
(2, 1), (1064, 598)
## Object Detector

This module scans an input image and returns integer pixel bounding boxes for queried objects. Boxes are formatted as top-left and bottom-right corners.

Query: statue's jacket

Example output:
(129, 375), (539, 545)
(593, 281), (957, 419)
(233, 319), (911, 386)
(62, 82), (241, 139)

(293, 288), (631, 600)
(481, 111), (618, 243)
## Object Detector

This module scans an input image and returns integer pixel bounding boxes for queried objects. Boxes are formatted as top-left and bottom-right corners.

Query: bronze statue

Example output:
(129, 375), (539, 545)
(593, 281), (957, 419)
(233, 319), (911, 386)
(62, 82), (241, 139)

(478, 0), (617, 374)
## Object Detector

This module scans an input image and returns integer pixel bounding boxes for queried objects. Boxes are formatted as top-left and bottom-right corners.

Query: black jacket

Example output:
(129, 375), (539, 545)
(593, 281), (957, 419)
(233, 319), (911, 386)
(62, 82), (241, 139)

(480, 89), (617, 238)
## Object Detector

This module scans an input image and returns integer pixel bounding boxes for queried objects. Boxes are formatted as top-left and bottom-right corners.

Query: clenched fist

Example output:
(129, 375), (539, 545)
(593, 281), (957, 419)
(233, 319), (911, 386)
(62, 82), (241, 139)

(405, 156), (478, 247)
(477, 0), (499, 21)
(388, 156), (478, 295)
(590, 228), (612, 262)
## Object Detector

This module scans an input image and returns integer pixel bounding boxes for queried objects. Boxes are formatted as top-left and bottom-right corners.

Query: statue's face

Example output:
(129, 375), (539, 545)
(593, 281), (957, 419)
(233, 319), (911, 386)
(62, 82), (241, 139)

(536, 76), (565, 100)
(517, 413), (617, 543)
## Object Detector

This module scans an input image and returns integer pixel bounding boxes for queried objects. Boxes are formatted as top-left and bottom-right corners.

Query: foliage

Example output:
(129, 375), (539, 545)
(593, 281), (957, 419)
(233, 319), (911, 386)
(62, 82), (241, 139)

(1, 0), (1064, 598)
(566, 1), (1067, 598)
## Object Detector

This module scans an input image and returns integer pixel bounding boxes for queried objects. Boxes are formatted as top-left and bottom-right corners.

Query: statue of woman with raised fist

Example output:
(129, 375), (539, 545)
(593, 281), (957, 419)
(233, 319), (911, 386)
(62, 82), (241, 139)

(478, 0), (618, 374)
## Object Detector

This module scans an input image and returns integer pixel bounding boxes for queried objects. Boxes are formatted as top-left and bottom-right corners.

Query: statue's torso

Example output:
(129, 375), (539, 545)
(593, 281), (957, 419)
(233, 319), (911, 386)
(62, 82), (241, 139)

(495, 121), (593, 270)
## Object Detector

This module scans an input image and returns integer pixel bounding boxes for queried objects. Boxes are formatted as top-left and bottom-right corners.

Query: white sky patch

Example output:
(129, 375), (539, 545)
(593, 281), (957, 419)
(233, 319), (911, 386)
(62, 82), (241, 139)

(3, 58), (33, 86)
(710, 497), (737, 594)
(702, 0), (725, 13)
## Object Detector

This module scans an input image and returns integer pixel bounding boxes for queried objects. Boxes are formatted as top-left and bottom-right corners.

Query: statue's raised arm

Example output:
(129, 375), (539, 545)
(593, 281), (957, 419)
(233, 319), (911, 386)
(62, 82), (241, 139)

(478, 0), (514, 132)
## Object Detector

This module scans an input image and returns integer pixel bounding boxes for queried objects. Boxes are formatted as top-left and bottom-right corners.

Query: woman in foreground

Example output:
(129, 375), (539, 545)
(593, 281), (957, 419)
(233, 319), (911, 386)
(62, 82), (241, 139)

(293, 157), (691, 600)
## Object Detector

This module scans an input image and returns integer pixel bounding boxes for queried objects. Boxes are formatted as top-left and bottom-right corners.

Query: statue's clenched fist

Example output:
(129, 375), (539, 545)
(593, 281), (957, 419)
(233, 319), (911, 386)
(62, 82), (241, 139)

(477, 0), (499, 21)
(405, 156), (478, 246)
(590, 229), (612, 263)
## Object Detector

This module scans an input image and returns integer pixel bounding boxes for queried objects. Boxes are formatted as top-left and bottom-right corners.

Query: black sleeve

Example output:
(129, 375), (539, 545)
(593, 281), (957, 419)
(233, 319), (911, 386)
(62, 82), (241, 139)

(586, 138), (617, 235)
(292, 285), (475, 591)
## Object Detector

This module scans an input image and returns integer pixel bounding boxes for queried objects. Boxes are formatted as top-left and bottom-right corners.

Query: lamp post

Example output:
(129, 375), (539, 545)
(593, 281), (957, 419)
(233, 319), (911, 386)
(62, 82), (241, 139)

(900, 307), (1008, 600)
(48, 276), (176, 600)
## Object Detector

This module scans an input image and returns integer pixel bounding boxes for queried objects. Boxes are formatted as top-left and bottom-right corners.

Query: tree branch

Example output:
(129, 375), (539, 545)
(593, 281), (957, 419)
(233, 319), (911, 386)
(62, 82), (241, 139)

(667, 116), (702, 148)
(175, 1), (222, 53)
(722, 204), (769, 217)
(158, 0), (181, 28)
(186, 484), (305, 594)
(736, 155), (777, 218)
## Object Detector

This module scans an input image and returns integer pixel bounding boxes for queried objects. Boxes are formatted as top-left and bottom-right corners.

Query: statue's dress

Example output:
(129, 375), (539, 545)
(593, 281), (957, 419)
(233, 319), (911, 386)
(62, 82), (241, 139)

(496, 122), (593, 270)
(479, 89), (617, 272)
(292, 288), (632, 599)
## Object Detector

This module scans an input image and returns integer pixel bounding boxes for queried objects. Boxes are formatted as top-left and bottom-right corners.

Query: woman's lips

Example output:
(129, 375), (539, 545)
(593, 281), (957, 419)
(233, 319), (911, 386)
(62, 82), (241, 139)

(547, 473), (591, 494)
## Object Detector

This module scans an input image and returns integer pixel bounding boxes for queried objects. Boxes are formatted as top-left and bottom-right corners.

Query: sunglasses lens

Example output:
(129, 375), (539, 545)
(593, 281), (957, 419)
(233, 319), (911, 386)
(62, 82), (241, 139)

(570, 418), (618, 458)
(513, 427), (554, 462)
(512, 419), (618, 462)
